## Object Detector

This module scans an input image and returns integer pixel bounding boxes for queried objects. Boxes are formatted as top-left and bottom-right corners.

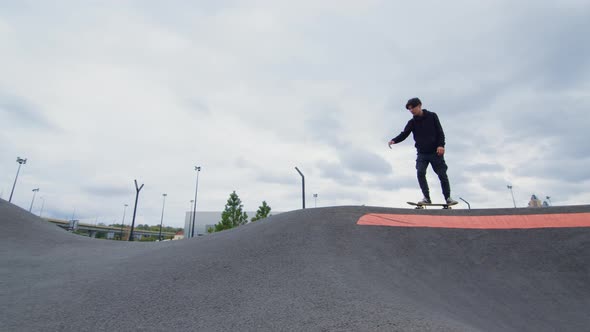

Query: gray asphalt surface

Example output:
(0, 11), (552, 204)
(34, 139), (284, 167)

(1, 198), (589, 331)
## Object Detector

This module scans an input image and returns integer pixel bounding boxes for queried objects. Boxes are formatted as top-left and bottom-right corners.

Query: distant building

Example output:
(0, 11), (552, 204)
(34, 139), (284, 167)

(528, 194), (543, 208)
(184, 211), (279, 238)
(173, 231), (184, 240)
(185, 212), (228, 238)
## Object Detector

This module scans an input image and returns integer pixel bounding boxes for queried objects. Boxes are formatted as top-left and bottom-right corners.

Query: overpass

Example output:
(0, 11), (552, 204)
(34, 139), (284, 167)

(44, 217), (176, 240)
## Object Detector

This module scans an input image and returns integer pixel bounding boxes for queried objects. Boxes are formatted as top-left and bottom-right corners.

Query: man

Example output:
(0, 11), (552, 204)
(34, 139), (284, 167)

(388, 97), (457, 205)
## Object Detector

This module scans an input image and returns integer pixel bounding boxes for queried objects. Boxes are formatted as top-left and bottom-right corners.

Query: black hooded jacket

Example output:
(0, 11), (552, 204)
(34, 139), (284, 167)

(391, 109), (446, 154)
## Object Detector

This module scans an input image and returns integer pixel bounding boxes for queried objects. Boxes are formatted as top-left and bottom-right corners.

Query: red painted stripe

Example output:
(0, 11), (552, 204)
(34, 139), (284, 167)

(357, 213), (590, 229)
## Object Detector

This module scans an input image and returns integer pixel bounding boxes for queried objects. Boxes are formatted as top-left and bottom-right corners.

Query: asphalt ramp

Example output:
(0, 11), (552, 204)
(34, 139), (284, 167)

(1, 199), (589, 331)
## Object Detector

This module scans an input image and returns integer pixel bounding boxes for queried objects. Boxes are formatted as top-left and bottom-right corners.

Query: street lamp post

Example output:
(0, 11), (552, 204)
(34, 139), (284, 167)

(158, 193), (167, 241)
(507, 185), (516, 208)
(39, 196), (45, 217)
(29, 188), (39, 213)
(119, 204), (128, 240)
(9, 157), (27, 203)
(295, 167), (305, 209)
(191, 166), (201, 238)
(188, 200), (194, 237)
(128, 180), (144, 242)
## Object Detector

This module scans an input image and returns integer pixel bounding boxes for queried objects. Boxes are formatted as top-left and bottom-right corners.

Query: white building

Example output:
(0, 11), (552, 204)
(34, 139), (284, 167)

(184, 211), (277, 238)
(184, 211), (248, 238)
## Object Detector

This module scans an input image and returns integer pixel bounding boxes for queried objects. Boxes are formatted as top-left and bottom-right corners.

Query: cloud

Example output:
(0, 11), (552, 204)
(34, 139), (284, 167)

(256, 172), (298, 186)
(316, 189), (366, 205)
(463, 163), (505, 174)
(502, 5), (590, 91)
(1, 1), (589, 226)
(338, 147), (392, 175)
(0, 92), (55, 130)
(304, 105), (345, 147)
(367, 175), (416, 192)
(83, 185), (131, 197)
(316, 160), (362, 186)
(513, 157), (590, 183)
(184, 98), (210, 115)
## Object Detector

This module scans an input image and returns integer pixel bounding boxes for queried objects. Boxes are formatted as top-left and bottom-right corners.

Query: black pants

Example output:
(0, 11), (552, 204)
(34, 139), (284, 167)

(416, 153), (451, 200)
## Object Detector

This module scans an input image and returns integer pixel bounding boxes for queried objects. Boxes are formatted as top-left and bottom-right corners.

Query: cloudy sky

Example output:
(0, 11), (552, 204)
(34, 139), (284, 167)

(1, 0), (589, 228)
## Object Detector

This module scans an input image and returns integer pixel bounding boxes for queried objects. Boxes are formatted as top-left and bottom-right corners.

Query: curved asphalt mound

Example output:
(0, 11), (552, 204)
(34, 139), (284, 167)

(1, 198), (589, 331)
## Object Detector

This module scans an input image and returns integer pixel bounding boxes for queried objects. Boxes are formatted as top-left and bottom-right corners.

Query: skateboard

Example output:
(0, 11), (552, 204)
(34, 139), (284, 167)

(407, 201), (458, 210)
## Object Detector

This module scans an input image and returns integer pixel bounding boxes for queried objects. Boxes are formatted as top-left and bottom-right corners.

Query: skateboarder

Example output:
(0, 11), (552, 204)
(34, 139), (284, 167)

(388, 97), (458, 205)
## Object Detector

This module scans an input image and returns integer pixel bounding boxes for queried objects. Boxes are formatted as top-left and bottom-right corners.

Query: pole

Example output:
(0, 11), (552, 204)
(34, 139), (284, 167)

(159, 194), (167, 241)
(9, 157), (27, 203)
(191, 166), (201, 238)
(313, 194), (318, 208)
(295, 167), (305, 209)
(39, 197), (45, 217)
(119, 204), (128, 240)
(29, 188), (39, 212)
(188, 200), (194, 237)
(459, 197), (471, 209)
(507, 185), (516, 208)
(128, 180), (144, 242)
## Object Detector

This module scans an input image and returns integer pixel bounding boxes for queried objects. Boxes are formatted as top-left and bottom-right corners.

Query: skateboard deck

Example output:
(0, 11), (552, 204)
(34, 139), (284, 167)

(407, 201), (458, 209)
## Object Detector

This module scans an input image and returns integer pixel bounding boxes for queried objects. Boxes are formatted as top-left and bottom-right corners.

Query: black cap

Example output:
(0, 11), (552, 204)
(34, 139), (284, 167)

(405, 97), (422, 110)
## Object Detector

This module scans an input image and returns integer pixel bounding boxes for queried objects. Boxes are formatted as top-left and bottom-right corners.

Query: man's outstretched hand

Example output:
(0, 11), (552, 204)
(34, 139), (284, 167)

(437, 146), (445, 156)
(388, 140), (395, 149)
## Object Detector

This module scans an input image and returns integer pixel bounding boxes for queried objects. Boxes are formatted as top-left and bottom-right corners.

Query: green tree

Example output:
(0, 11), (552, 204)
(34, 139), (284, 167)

(136, 224), (150, 230)
(214, 191), (248, 232)
(251, 201), (271, 222)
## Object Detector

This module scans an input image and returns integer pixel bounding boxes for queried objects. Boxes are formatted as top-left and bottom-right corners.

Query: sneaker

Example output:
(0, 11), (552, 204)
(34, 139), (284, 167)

(418, 197), (431, 205)
(446, 197), (458, 205)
